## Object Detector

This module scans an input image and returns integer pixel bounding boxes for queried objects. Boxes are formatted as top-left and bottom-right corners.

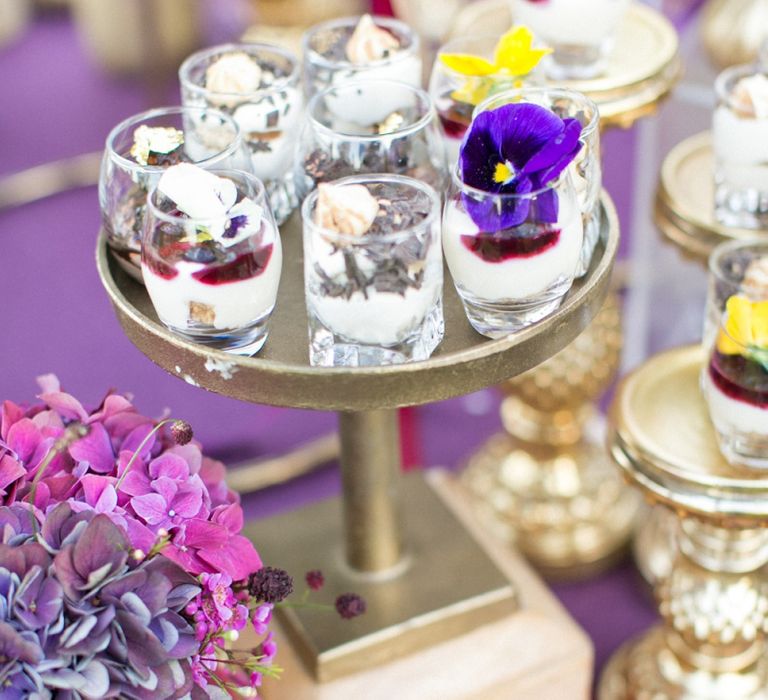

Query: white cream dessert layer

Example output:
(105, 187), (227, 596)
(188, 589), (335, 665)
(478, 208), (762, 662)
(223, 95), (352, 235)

(512, 0), (629, 46)
(310, 283), (439, 345)
(713, 107), (768, 190)
(143, 241), (282, 331)
(442, 195), (583, 301)
(703, 370), (768, 437)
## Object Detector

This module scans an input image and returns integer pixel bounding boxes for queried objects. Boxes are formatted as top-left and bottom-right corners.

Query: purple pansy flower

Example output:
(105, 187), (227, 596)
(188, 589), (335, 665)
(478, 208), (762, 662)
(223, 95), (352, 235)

(459, 103), (582, 230)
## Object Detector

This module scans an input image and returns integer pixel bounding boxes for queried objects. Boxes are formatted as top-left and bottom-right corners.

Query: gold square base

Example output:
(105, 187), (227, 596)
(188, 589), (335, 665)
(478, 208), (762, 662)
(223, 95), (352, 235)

(243, 472), (517, 682)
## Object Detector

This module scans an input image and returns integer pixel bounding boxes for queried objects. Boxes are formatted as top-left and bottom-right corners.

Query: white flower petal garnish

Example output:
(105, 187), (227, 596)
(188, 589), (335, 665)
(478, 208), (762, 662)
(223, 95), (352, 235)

(205, 52), (262, 96)
(157, 163), (230, 220)
(316, 183), (379, 238)
(346, 14), (400, 64)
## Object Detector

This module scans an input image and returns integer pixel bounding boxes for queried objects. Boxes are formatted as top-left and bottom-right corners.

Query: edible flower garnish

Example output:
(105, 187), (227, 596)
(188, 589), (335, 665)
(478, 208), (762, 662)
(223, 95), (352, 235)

(717, 294), (768, 370)
(130, 125), (185, 166)
(439, 26), (551, 105)
(459, 102), (582, 230)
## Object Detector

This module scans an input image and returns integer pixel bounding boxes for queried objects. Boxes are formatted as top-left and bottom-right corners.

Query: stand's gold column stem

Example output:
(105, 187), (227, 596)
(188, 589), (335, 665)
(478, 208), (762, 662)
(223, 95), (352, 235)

(338, 409), (404, 573)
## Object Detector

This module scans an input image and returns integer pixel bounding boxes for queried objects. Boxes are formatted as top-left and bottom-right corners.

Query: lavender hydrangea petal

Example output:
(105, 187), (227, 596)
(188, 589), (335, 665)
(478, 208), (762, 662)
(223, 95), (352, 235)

(69, 423), (115, 474)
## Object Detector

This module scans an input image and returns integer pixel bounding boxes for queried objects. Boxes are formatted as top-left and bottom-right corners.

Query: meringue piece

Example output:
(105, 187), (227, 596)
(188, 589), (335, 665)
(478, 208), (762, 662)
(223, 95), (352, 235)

(743, 256), (768, 298)
(157, 163), (236, 220)
(345, 14), (400, 64)
(130, 125), (184, 165)
(316, 183), (379, 238)
(205, 52), (262, 95)
(732, 74), (768, 119)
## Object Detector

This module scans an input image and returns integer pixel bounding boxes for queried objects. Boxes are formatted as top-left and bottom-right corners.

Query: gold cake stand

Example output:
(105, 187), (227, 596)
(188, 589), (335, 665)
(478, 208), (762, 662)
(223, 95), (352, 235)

(655, 131), (766, 261)
(96, 194), (617, 683)
(450, 0), (683, 130)
(599, 345), (768, 699)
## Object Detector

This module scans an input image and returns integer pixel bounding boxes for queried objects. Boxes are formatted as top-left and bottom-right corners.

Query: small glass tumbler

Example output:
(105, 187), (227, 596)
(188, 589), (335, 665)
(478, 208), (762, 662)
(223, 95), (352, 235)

(142, 170), (282, 355)
(429, 36), (540, 168)
(510, 0), (630, 79)
(443, 169), (583, 337)
(302, 15), (421, 101)
(100, 106), (250, 276)
(295, 80), (447, 199)
(702, 296), (768, 470)
(303, 174), (444, 367)
(712, 64), (768, 229)
(704, 240), (768, 347)
(475, 87), (601, 277)
(179, 43), (303, 224)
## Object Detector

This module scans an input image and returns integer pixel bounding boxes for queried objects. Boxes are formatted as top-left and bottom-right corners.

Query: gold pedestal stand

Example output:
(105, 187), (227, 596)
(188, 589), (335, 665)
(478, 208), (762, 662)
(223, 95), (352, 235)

(599, 346), (768, 700)
(96, 198), (616, 690)
(455, 3), (680, 578)
(462, 290), (642, 578)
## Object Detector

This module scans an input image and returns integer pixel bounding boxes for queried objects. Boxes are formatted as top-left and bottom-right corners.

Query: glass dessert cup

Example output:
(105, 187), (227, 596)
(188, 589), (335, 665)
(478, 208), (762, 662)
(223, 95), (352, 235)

(302, 15), (421, 101)
(702, 297), (768, 470)
(443, 170), (583, 338)
(295, 80), (447, 199)
(475, 88), (601, 278)
(302, 174), (444, 367)
(142, 168), (282, 356)
(705, 240), (768, 346)
(99, 106), (250, 277)
(510, 0), (630, 79)
(712, 64), (768, 229)
(429, 36), (533, 169)
(179, 42), (303, 225)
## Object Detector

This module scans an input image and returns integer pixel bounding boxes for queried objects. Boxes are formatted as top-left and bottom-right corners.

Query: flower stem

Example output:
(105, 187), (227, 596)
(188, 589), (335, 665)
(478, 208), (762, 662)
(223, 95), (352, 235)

(114, 419), (172, 490)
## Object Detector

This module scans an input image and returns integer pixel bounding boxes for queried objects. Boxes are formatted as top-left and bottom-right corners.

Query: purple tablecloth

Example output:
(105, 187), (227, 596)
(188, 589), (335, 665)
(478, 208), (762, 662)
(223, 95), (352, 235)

(0, 12), (657, 692)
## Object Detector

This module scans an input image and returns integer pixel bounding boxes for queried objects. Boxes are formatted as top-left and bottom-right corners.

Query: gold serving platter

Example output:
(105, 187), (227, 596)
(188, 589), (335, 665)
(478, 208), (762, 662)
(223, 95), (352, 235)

(655, 131), (767, 262)
(609, 345), (768, 524)
(96, 192), (618, 412)
(450, 1), (682, 130)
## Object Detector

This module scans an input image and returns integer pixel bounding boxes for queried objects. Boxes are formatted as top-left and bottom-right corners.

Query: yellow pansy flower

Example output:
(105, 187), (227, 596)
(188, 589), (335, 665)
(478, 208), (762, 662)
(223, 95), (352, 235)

(439, 26), (551, 106)
(717, 295), (768, 356)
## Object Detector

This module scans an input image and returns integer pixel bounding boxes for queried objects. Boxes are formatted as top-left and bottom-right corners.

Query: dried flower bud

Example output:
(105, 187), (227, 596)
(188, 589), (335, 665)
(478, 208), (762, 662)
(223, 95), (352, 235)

(346, 14), (399, 64)
(249, 566), (294, 604)
(335, 593), (367, 620)
(305, 569), (325, 591)
(170, 420), (194, 445)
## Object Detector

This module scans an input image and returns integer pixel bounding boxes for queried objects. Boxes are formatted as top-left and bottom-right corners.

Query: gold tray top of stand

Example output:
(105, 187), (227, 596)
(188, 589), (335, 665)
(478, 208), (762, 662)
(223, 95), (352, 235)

(655, 132), (766, 262)
(609, 345), (768, 524)
(450, 1), (682, 130)
(97, 193), (618, 412)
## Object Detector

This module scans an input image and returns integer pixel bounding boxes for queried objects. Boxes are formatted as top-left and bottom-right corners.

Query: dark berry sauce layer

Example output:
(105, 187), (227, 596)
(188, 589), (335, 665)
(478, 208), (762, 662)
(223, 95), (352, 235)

(192, 247), (273, 285)
(461, 228), (561, 262)
(439, 112), (470, 140)
(709, 351), (768, 408)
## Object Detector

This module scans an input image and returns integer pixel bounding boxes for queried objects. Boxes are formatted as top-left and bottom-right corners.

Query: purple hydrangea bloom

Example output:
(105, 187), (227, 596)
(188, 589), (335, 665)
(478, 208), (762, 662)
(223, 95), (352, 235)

(459, 103), (583, 230)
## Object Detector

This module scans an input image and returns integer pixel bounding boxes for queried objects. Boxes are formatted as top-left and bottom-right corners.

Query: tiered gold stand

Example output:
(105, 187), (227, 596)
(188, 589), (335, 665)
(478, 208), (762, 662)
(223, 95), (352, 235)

(455, 1), (681, 578)
(96, 196), (617, 692)
(599, 345), (768, 699)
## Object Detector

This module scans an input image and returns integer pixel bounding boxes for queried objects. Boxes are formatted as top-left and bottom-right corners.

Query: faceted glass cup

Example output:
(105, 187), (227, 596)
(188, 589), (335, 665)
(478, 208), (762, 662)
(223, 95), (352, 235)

(475, 87), (601, 277)
(294, 80), (447, 199)
(179, 42), (303, 224)
(142, 170), (282, 355)
(302, 174), (444, 367)
(510, 0), (630, 79)
(443, 169), (583, 337)
(702, 299), (768, 470)
(712, 64), (768, 229)
(302, 15), (421, 100)
(99, 106), (250, 276)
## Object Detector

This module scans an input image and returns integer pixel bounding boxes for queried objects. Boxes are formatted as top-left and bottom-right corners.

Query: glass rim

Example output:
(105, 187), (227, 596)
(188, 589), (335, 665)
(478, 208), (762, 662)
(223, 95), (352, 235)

(301, 173), (440, 244)
(178, 42), (301, 100)
(302, 14), (419, 70)
(708, 238), (768, 287)
(307, 79), (436, 141)
(714, 63), (768, 110)
(105, 105), (245, 174)
(473, 86), (600, 136)
(146, 168), (268, 227)
(450, 164), (568, 201)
